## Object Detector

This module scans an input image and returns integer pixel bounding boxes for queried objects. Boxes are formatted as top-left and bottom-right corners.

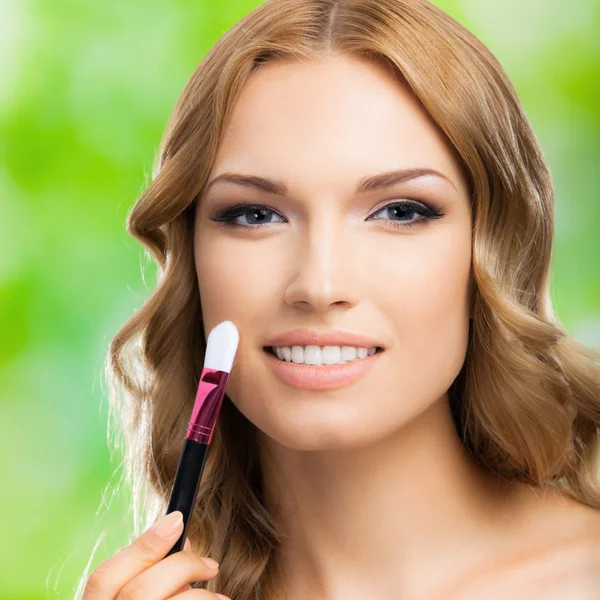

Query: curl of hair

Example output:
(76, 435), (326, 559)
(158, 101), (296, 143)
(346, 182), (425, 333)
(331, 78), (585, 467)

(83, 1), (600, 598)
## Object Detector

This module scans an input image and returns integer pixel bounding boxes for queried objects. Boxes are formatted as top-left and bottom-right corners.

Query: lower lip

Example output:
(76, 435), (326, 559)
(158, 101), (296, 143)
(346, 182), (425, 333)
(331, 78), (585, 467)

(263, 348), (383, 390)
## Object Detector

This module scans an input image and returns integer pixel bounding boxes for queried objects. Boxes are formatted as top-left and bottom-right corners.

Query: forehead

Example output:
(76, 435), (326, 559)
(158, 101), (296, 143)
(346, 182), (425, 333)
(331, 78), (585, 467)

(210, 55), (467, 197)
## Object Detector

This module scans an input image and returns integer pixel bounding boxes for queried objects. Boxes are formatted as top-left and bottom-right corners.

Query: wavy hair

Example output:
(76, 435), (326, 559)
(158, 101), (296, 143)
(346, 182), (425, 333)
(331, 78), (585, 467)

(86, 1), (600, 598)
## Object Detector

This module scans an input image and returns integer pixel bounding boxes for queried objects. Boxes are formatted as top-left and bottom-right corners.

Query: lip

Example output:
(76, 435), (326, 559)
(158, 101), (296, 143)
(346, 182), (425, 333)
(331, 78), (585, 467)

(263, 347), (384, 390)
(263, 328), (385, 350)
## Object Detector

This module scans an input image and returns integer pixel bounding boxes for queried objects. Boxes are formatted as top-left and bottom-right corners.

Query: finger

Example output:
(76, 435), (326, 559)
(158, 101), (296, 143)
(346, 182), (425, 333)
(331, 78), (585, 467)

(173, 540), (194, 595)
(82, 511), (184, 600)
(171, 589), (231, 600)
(117, 550), (219, 600)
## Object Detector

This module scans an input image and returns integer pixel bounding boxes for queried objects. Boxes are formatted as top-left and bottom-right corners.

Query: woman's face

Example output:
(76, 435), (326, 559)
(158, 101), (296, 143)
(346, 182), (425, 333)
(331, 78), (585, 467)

(194, 55), (472, 450)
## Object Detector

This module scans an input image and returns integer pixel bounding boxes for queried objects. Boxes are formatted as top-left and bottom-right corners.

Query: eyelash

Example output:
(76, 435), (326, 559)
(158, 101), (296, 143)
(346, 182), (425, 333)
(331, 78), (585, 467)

(209, 199), (445, 231)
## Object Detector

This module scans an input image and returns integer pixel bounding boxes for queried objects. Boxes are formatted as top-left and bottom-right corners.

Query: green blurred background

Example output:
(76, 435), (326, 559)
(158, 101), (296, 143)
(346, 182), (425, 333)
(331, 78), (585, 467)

(1, 0), (598, 598)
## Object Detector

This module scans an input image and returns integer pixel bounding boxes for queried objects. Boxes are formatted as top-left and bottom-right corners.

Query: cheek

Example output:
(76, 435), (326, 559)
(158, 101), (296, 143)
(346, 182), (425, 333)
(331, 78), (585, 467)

(195, 235), (276, 330)
(382, 228), (472, 388)
(194, 222), (472, 448)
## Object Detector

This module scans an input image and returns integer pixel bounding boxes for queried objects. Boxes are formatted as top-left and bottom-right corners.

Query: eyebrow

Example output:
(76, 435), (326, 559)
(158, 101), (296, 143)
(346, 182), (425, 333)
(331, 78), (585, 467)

(204, 167), (457, 196)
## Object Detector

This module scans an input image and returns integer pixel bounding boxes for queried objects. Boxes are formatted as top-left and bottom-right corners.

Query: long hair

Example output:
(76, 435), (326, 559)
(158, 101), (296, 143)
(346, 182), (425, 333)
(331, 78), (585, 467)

(91, 1), (600, 598)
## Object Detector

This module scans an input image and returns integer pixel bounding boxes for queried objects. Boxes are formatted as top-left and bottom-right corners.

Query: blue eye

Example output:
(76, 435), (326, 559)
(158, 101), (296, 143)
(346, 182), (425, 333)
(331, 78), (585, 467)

(209, 200), (444, 230)
(217, 206), (285, 227)
(367, 200), (443, 226)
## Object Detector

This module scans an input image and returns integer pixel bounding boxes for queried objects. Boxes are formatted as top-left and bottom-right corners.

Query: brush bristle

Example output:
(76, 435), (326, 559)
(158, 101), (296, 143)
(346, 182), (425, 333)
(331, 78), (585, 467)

(203, 321), (239, 373)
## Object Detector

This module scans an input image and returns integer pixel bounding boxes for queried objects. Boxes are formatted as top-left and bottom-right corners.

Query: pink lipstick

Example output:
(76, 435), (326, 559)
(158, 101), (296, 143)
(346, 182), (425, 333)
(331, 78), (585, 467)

(263, 346), (384, 390)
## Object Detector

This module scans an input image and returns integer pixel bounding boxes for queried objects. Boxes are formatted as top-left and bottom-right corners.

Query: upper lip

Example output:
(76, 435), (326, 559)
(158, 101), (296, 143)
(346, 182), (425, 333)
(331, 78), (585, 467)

(264, 328), (385, 349)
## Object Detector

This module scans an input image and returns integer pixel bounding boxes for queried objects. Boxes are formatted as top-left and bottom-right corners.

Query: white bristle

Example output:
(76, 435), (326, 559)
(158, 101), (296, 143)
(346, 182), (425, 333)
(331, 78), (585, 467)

(203, 321), (240, 373)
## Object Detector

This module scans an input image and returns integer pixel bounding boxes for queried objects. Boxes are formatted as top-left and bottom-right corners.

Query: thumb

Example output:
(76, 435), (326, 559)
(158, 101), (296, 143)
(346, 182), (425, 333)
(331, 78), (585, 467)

(83, 511), (184, 599)
(130, 511), (185, 566)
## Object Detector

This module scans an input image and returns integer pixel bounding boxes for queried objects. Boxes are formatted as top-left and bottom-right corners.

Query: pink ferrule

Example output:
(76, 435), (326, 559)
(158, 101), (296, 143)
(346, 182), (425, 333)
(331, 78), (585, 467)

(186, 367), (230, 444)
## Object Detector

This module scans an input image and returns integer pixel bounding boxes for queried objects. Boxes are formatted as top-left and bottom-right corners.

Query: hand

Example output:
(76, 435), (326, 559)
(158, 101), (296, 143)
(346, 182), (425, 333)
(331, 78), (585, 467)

(82, 511), (231, 600)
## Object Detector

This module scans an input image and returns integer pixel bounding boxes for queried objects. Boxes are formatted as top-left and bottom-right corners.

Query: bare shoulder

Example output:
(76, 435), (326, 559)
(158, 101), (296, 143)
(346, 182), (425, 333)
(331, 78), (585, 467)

(453, 492), (600, 600)
(457, 534), (600, 599)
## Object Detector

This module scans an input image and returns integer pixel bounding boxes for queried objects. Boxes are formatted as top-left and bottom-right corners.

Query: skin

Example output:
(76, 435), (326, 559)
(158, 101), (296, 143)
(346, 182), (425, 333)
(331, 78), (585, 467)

(194, 54), (600, 599)
(82, 54), (599, 600)
(82, 510), (229, 599)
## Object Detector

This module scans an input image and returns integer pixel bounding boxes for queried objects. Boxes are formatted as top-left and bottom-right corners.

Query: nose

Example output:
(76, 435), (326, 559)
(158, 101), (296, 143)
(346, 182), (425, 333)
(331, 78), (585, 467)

(283, 218), (360, 313)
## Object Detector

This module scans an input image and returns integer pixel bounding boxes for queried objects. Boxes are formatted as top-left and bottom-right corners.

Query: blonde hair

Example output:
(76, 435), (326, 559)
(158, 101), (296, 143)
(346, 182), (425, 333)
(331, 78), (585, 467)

(99, 1), (600, 598)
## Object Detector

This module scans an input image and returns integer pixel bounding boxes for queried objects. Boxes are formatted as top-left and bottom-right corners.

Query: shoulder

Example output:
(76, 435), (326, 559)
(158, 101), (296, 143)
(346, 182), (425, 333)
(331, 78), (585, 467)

(461, 534), (600, 599)
(453, 493), (600, 599)
(521, 531), (600, 597)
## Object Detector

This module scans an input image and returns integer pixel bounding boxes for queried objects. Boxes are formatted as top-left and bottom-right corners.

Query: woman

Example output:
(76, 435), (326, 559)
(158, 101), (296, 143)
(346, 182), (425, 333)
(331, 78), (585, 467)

(80, 0), (600, 598)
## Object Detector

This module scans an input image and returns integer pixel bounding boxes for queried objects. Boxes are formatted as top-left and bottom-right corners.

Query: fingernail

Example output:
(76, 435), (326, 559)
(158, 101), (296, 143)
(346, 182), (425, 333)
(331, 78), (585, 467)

(154, 511), (183, 538)
(201, 556), (220, 570)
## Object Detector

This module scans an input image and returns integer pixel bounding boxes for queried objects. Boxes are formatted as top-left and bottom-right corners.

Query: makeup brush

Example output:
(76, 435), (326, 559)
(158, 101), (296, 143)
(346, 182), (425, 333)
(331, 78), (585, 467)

(165, 320), (239, 556)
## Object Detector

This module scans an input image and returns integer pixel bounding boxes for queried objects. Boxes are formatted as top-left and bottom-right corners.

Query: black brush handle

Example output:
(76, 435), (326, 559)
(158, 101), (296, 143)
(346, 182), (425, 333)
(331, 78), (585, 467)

(165, 438), (209, 556)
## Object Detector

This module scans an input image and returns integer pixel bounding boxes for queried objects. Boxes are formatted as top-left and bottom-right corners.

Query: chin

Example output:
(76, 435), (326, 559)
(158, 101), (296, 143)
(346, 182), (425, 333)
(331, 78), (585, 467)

(252, 403), (419, 452)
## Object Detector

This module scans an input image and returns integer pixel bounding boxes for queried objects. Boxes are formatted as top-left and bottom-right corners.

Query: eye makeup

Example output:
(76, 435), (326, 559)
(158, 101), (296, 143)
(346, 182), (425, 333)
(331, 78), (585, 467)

(208, 198), (445, 231)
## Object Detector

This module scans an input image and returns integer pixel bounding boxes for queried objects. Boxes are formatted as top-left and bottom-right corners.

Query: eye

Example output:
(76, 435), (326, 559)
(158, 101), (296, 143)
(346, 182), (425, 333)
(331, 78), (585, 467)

(367, 200), (444, 228)
(208, 199), (444, 230)
(209, 204), (286, 228)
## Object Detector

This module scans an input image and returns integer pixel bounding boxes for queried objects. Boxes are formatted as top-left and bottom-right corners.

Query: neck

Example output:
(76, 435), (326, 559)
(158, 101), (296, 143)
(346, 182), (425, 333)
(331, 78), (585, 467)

(258, 397), (529, 599)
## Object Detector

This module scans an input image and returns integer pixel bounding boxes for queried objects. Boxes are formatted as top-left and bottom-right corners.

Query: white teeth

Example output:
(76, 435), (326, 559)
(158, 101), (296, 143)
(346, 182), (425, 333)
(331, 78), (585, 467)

(324, 346), (342, 363)
(271, 345), (379, 365)
(302, 345), (320, 365)
(340, 346), (356, 361)
(291, 345), (305, 363)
